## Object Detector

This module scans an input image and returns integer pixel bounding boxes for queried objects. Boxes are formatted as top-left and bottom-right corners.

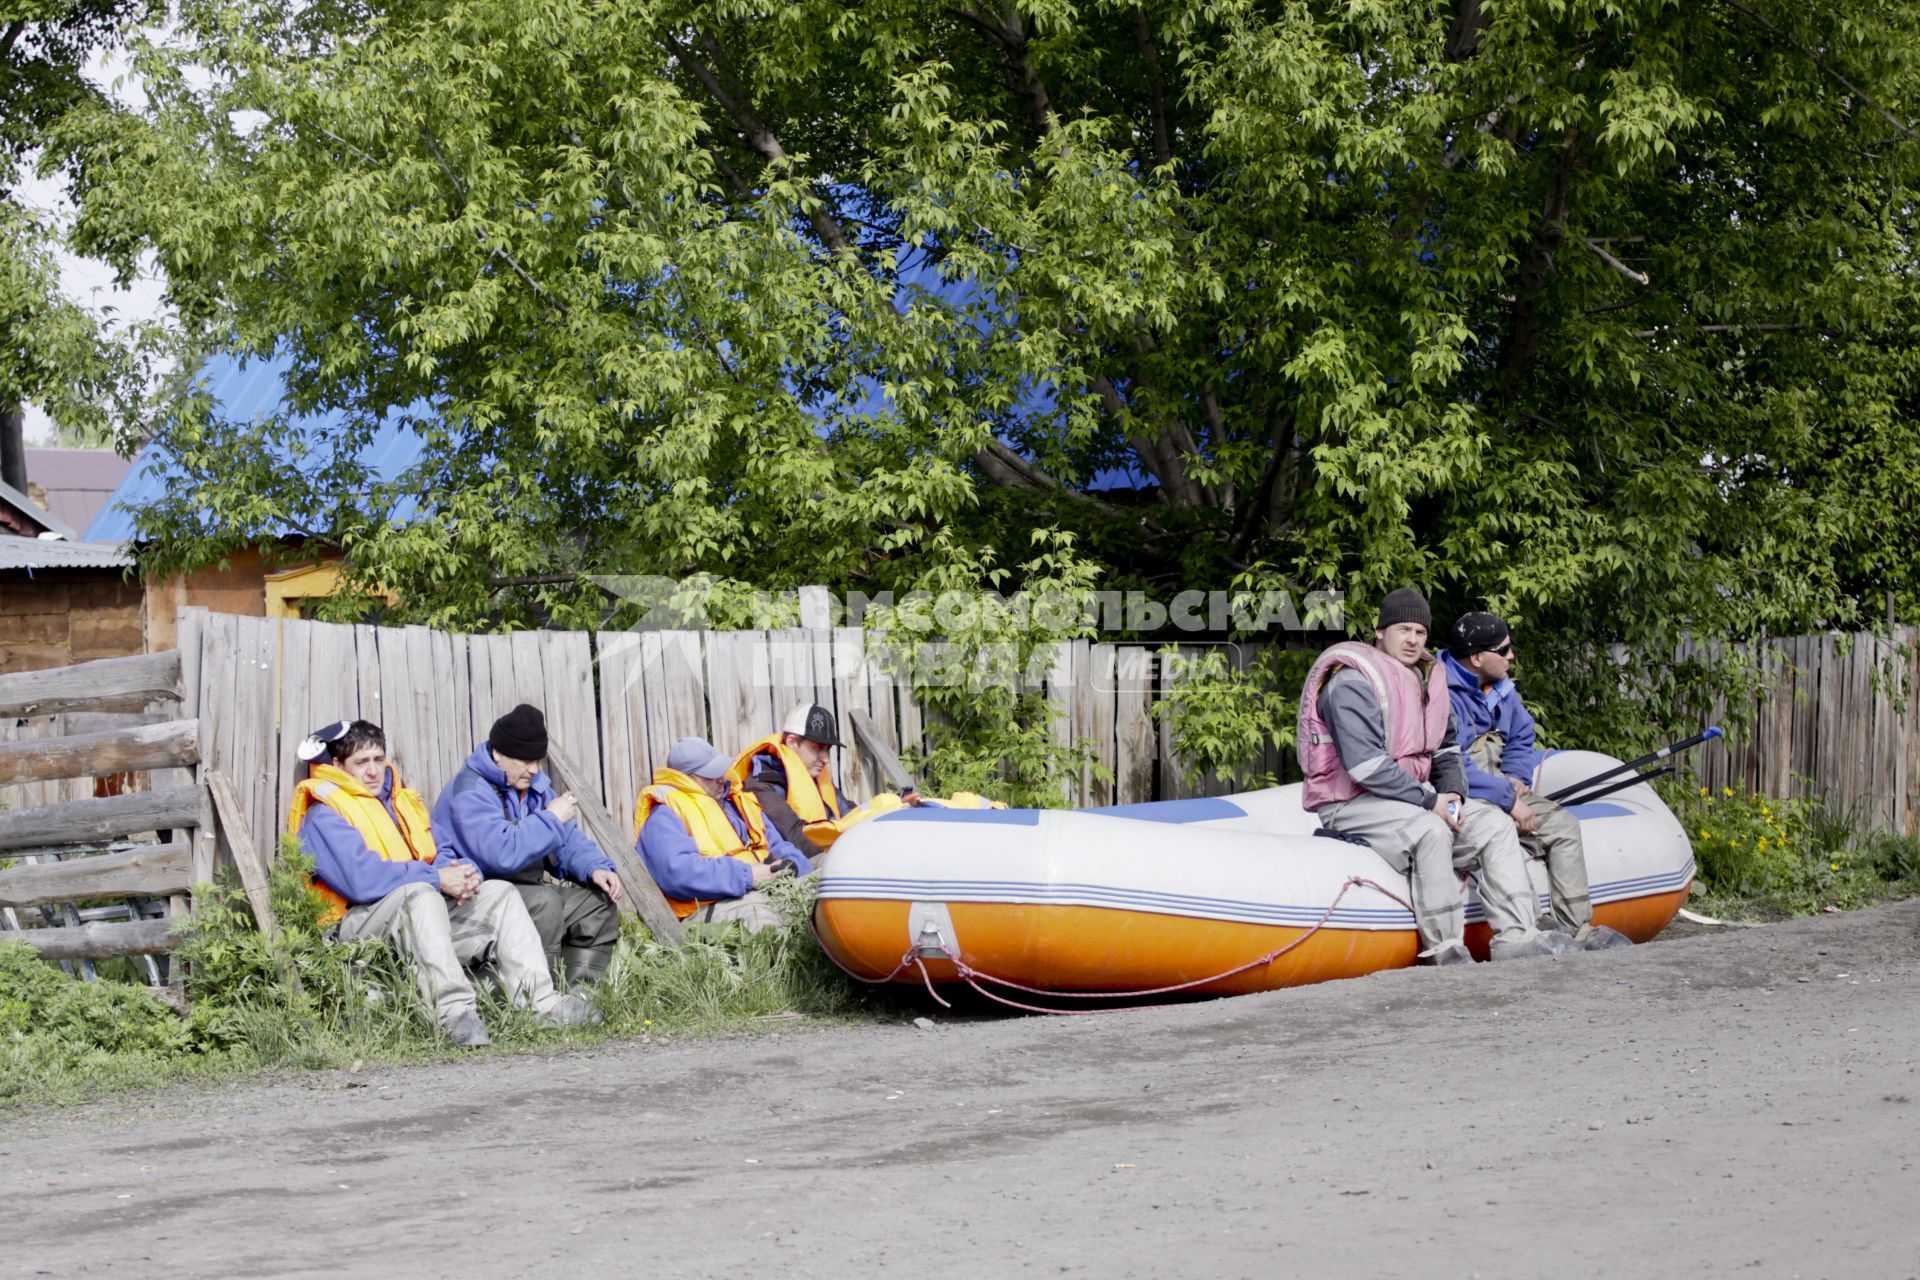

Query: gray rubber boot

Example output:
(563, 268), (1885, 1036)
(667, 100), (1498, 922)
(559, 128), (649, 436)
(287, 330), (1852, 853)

(1419, 940), (1475, 966)
(447, 1011), (492, 1048)
(1577, 924), (1634, 950)
(543, 993), (605, 1029)
(1489, 930), (1583, 961)
(561, 944), (613, 986)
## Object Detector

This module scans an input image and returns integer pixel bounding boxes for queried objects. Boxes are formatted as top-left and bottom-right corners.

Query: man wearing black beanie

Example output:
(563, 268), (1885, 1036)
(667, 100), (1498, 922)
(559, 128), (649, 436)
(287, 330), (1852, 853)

(1296, 587), (1573, 964)
(432, 704), (624, 984)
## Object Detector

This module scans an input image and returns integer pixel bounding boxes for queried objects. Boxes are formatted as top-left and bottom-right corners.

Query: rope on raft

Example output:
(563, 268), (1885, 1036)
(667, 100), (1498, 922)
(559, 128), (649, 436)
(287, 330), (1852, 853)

(815, 875), (1419, 1017)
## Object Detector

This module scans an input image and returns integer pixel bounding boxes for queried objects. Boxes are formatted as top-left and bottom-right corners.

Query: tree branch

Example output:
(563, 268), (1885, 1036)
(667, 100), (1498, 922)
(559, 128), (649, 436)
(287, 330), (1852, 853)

(1443, 0), (1490, 63)
(1132, 7), (1172, 168)
(1494, 127), (1580, 404)
(1716, 0), (1916, 140)
(1633, 322), (1835, 338)
(1584, 238), (1649, 286)
(948, 5), (1060, 140)
(663, 29), (857, 257)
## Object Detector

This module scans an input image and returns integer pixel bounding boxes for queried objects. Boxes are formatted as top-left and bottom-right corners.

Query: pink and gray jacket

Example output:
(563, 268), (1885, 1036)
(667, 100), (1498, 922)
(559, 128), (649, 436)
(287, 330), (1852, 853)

(1298, 641), (1466, 812)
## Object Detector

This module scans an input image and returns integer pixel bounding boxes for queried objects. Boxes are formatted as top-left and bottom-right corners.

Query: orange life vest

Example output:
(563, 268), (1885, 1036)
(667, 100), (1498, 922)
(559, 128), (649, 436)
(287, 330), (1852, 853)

(632, 768), (774, 919)
(729, 734), (865, 849)
(288, 762), (438, 926)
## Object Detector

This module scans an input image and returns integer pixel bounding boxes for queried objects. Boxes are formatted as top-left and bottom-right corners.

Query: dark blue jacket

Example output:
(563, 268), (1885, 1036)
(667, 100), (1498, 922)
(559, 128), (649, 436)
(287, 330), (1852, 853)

(431, 743), (615, 885)
(1440, 650), (1545, 813)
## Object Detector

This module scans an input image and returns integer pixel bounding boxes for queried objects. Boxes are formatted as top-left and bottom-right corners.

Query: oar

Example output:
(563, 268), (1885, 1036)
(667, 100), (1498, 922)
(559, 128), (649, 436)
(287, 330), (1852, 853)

(1544, 726), (1723, 803)
(1555, 763), (1677, 809)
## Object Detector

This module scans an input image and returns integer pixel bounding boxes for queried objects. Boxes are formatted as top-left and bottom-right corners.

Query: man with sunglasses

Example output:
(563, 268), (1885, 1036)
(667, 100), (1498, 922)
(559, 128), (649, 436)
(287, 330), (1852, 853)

(1442, 612), (1630, 950)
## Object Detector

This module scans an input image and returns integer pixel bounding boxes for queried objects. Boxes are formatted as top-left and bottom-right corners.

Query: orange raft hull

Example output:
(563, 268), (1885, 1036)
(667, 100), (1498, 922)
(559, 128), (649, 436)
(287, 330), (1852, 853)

(813, 762), (1694, 997)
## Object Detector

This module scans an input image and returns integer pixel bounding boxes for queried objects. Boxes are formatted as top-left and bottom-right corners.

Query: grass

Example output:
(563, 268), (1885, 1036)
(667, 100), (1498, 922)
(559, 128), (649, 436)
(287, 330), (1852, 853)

(0, 854), (900, 1111)
(1662, 779), (1920, 921)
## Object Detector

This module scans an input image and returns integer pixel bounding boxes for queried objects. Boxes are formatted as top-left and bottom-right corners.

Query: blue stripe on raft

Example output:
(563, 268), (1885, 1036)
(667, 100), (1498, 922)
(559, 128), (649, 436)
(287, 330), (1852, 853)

(1081, 798), (1250, 824)
(823, 877), (1416, 925)
(871, 807), (1041, 826)
(1566, 801), (1636, 819)
(824, 857), (1696, 926)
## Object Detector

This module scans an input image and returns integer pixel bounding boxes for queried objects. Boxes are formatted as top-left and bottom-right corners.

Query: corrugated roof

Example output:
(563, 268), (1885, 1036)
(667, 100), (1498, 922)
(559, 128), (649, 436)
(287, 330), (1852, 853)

(86, 355), (429, 542)
(0, 535), (134, 571)
(23, 448), (133, 534)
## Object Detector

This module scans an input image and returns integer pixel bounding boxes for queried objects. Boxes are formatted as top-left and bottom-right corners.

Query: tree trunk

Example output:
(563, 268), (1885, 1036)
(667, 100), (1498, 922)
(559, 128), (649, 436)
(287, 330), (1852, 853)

(1, 401), (26, 494)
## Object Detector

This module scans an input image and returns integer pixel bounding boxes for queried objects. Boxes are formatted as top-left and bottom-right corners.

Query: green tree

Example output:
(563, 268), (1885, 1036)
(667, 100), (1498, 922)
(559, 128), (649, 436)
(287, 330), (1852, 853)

(64, 0), (1920, 752)
(1, 1), (149, 450)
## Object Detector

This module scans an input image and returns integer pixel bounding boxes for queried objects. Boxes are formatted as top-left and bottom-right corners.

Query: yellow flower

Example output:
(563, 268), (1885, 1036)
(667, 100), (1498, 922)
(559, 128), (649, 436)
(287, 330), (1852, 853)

(1829, 862), (1839, 871)
(1699, 786), (1709, 796)
(1699, 829), (1713, 840)
(1758, 838), (1769, 852)
(1723, 787), (1735, 798)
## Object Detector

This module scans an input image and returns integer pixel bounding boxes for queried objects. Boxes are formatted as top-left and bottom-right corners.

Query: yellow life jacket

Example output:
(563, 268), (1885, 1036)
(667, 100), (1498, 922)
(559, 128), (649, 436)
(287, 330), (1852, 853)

(632, 768), (773, 919)
(287, 762), (438, 927)
(729, 734), (871, 849)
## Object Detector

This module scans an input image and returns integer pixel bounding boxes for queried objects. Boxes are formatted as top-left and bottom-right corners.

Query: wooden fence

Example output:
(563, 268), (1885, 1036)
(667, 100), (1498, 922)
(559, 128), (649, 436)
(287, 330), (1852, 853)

(17, 614), (1909, 892)
(0, 652), (212, 981)
(1686, 626), (1919, 834)
(183, 608), (1266, 858)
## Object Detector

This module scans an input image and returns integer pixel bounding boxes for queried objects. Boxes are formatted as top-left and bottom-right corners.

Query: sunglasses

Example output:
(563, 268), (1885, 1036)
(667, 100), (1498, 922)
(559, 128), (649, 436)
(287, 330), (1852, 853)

(1483, 641), (1514, 657)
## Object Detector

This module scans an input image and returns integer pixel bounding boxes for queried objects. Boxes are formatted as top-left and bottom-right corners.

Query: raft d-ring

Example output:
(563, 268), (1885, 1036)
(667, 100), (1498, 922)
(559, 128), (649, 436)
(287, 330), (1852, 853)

(907, 902), (959, 958)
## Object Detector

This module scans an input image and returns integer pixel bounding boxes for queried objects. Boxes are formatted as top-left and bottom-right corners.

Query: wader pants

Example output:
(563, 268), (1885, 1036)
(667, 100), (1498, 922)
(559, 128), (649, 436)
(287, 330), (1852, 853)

(515, 878), (620, 984)
(1316, 792), (1539, 952)
(336, 880), (565, 1031)
(684, 890), (784, 934)
(1467, 733), (1593, 934)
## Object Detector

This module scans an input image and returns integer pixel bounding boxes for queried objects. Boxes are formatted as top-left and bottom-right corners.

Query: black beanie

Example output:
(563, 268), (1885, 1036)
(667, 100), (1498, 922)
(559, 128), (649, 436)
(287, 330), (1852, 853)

(489, 703), (549, 761)
(1376, 587), (1432, 632)
(1447, 611), (1512, 660)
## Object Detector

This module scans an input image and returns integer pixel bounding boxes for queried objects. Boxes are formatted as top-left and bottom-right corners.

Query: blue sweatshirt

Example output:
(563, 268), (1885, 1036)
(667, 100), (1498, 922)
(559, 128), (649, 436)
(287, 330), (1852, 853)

(431, 743), (616, 885)
(297, 768), (471, 906)
(1440, 649), (1546, 812)
(636, 799), (809, 903)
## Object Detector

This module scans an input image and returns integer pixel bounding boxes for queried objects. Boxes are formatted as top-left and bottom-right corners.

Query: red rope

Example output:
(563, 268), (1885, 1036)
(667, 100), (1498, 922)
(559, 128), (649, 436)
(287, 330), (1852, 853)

(814, 875), (1418, 1017)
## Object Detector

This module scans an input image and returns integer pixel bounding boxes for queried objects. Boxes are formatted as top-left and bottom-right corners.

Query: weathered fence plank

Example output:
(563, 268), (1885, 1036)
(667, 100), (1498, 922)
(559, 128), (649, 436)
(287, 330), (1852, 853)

(11, 917), (179, 960)
(0, 842), (191, 907)
(207, 770), (283, 945)
(0, 650), (181, 717)
(1114, 646), (1156, 805)
(545, 744), (683, 948)
(0, 786), (204, 852)
(0, 719), (200, 786)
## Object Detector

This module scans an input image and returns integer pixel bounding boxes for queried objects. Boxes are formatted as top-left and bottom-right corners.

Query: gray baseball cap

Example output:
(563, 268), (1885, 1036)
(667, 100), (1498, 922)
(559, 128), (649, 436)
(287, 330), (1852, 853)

(666, 736), (731, 779)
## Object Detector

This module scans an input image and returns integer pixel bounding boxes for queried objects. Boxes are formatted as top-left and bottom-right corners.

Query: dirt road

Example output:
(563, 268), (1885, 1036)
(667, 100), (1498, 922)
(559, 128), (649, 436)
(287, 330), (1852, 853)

(4, 903), (1918, 1279)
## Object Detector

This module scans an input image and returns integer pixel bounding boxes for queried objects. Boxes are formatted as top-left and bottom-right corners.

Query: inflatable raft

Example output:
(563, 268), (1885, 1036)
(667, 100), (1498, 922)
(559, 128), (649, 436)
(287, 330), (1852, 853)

(812, 749), (1694, 1000)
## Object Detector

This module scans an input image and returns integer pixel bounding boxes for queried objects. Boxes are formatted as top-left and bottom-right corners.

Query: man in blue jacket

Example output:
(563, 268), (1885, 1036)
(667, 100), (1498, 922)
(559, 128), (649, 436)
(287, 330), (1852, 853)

(1442, 612), (1630, 950)
(432, 704), (624, 984)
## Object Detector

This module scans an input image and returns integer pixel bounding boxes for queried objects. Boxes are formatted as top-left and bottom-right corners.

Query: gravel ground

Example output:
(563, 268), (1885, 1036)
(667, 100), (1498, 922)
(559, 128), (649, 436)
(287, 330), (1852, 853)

(2, 901), (1917, 1279)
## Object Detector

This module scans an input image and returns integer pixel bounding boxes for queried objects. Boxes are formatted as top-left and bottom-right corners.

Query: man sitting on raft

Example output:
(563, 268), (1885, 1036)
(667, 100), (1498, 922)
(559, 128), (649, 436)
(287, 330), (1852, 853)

(290, 719), (600, 1047)
(1441, 612), (1631, 951)
(1299, 589), (1575, 965)
(729, 703), (921, 862)
(635, 735), (810, 933)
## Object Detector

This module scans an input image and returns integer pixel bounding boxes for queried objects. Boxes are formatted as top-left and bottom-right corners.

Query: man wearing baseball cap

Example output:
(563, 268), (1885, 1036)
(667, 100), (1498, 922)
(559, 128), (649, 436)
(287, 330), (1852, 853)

(433, 703), (625, 984)
(729, 702), (922, 859)
(633, 735), (810, 933)
(1297, 587), (1571, 964)
(1442, 612), (1631, 950)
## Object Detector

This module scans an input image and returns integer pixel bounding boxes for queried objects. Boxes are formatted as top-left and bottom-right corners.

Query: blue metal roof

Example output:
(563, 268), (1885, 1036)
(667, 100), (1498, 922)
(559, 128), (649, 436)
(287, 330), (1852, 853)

(85, 355), (429, 542)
